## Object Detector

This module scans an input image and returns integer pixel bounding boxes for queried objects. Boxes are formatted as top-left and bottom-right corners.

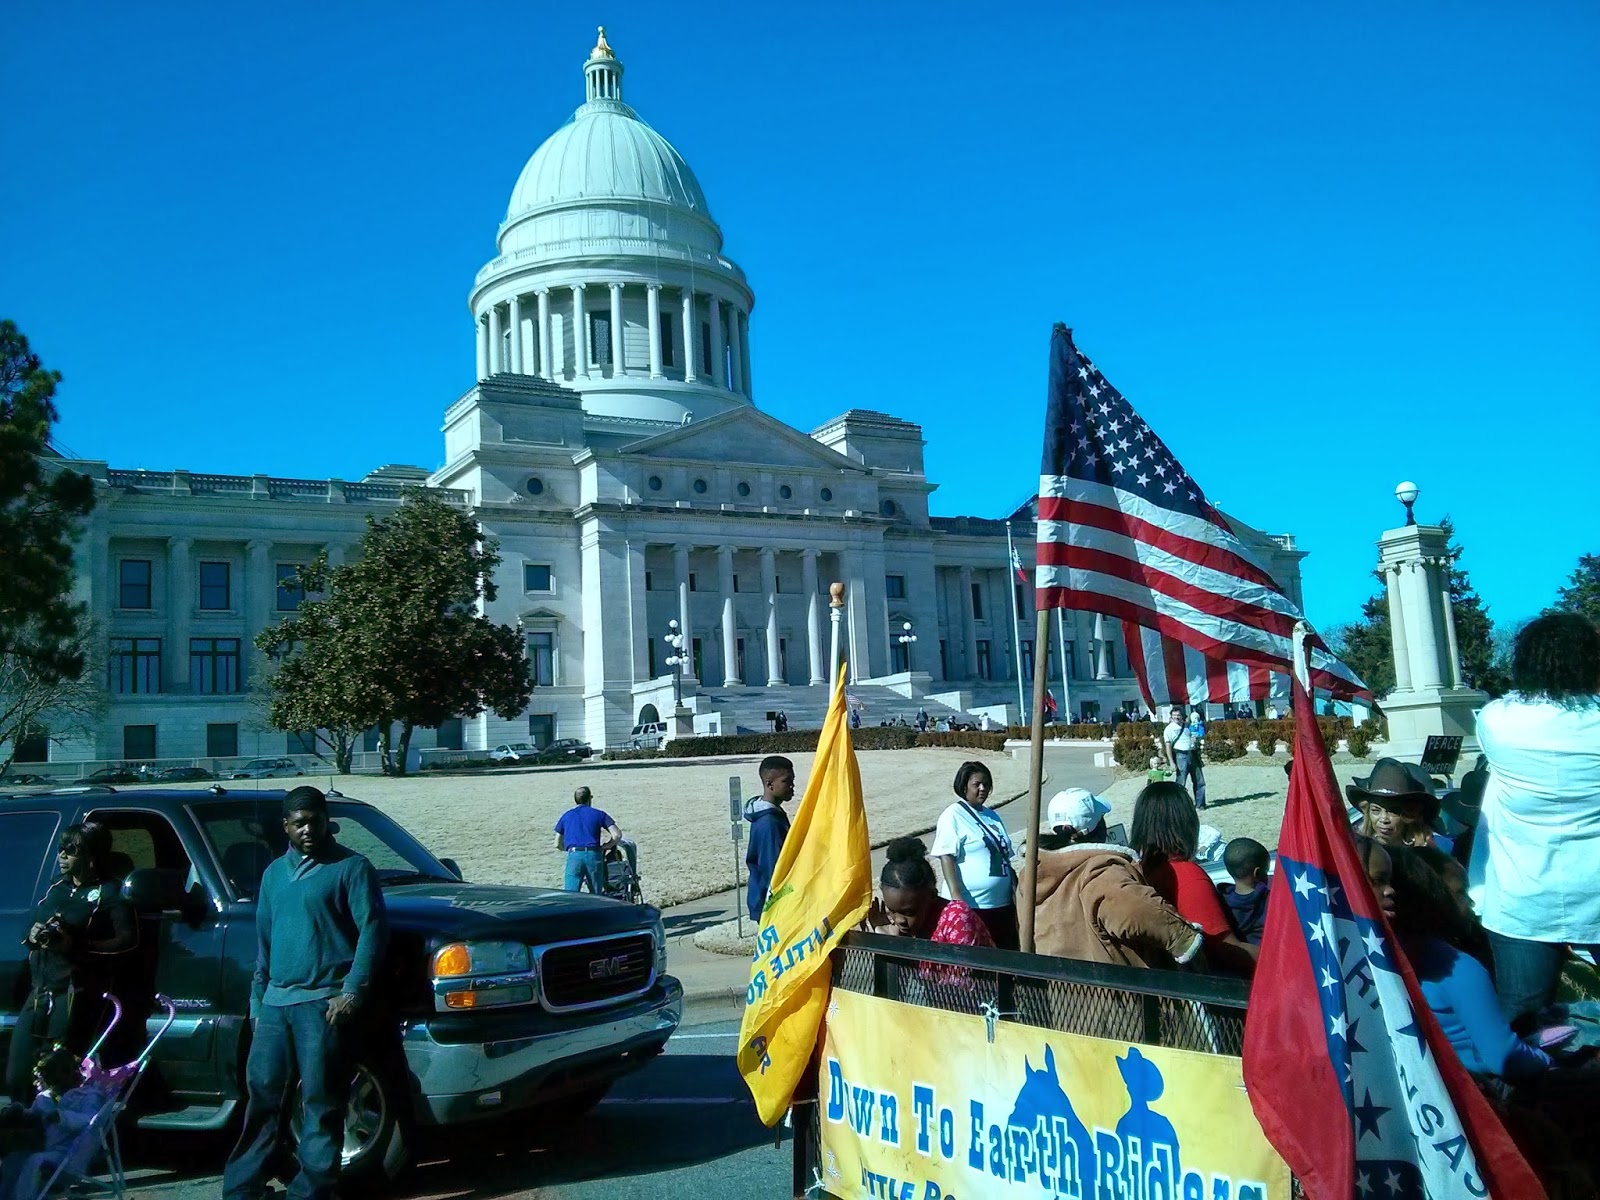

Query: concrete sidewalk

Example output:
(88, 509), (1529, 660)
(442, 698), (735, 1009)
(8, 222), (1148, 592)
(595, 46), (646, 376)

(664, 742), (1117, 1025)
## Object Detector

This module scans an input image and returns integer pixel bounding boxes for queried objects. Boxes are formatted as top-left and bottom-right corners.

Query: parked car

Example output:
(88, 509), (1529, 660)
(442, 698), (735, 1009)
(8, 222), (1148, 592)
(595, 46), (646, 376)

(156, 765), (215, 782)
(229, 757), (304, 780)
(536, 738), (594, 764)
(0, 772), (47, 787)
(84, 763), (149, 784)
(0, 786), (680, 1186)
(628, 721), (669, 750)
(489, 742), (536, 763)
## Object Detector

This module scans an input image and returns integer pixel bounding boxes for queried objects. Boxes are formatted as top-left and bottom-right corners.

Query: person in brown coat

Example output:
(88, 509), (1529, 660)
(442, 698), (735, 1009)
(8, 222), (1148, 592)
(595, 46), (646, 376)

(1031, 788), (1203, 970)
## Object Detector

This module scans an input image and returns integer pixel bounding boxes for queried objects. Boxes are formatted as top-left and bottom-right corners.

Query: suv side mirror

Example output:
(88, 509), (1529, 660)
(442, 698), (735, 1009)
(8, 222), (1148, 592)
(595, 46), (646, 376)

(123, 867), (194, 913)
(439, 857), (464, 880)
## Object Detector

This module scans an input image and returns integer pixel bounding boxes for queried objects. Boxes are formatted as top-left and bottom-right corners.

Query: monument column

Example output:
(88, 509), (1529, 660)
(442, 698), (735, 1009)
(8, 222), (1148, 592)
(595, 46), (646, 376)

(718, 545), (738, 686)
(647, 285), (663, 378)
(1384, 564), (1414, 692)
(508, 295), (524, 374)
(803, 549), (825, 685)
(536, 289), (552, 379)
(761, 546), (782, 685)
(1440, 564), (1465, 688)
(1405, 559), (1444, 689)
(674, 543), (693, 678)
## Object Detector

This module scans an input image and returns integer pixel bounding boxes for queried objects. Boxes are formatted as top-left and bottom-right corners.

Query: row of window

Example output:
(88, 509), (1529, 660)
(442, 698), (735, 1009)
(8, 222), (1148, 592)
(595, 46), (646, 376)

(642, 475), (839, 505)
(117, 559), (306, 612)
(109, 637), (244, 694)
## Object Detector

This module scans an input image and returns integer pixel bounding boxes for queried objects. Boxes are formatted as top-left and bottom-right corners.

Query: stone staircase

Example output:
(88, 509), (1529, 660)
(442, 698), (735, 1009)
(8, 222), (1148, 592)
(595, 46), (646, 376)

(689, 683), (979, 736)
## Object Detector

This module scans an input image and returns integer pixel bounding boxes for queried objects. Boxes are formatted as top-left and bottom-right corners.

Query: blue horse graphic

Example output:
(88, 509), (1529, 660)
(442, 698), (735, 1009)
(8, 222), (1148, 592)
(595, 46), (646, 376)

(1006, 1044), (1097, 1197)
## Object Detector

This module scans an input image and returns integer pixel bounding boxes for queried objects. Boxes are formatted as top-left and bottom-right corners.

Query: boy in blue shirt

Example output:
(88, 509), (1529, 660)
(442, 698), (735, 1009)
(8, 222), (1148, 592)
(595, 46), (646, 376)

(743, 756), (797, 923)
(555, 787), (621, 893)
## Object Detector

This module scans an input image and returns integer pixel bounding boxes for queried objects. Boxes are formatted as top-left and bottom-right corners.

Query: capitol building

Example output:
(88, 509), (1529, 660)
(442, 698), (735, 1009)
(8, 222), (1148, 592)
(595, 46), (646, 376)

(38, 30), (1308, 767)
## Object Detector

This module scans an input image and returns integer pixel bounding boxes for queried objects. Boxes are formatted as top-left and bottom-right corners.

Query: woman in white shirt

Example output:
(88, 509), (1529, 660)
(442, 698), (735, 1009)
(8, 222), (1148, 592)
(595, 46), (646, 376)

(1467, 612), (1600, 1028)
(931, 761), (1018, 949)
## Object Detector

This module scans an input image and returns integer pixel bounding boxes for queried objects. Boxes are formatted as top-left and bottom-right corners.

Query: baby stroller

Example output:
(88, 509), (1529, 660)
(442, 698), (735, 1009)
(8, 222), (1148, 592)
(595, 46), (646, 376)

(602, 837), (643, 904)
(24, 993), (178, 1200)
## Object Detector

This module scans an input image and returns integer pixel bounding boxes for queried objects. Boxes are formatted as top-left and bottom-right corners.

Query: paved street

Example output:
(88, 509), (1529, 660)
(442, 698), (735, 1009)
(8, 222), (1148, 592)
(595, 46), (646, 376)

(119, 1019), (786, 1200)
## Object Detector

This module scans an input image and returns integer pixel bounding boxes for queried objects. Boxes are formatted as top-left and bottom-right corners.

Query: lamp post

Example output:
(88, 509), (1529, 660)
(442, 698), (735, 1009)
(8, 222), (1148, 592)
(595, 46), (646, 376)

(897, 620), (917, 672)
(1395, 480), (1420, 526)
(664, 619), (685, 710)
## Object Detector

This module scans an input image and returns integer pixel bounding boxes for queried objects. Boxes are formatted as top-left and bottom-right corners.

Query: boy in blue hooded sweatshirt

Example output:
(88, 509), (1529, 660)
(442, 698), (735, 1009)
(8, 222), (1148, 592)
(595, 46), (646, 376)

(744, 756), (797, 923)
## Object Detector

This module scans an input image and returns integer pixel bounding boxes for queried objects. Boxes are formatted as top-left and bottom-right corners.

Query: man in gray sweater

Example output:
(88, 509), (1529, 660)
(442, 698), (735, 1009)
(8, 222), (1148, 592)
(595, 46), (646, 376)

(223, 786), (387, 1200)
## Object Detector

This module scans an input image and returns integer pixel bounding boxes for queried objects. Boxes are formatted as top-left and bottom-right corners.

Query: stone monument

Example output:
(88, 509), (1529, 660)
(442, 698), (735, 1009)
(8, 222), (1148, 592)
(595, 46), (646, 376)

(1375, 481), (1488, 759)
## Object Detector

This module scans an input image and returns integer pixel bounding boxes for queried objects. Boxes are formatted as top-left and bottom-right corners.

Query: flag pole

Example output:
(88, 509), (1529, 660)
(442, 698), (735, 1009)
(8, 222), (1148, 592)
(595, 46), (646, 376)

(1005, 523), (1027, 724)
(1018, 605), (1052, 954)
(828, 582), (844, 693)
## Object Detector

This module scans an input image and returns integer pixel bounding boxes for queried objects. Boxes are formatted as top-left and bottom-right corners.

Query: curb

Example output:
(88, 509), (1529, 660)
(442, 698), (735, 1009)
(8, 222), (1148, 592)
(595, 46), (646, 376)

(681, 985), (747, 1025)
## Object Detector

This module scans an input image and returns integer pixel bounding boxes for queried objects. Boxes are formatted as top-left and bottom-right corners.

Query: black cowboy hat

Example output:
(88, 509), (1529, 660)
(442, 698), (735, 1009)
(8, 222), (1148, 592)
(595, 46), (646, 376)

(1345, 757), (1440, 823)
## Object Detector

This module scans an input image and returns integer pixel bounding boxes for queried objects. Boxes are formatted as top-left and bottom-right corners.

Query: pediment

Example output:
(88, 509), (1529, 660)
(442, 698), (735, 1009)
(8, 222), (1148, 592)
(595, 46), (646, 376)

(613, 408), (866, 473)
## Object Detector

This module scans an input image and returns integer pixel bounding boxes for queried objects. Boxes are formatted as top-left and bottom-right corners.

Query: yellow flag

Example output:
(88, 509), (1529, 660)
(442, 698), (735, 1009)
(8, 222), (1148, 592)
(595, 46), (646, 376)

(737, 666), (872, 1126)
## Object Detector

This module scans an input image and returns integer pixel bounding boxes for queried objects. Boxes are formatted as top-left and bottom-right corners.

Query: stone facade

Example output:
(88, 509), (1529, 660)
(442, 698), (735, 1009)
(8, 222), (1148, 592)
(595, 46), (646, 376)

(25, 31), (1309, 766)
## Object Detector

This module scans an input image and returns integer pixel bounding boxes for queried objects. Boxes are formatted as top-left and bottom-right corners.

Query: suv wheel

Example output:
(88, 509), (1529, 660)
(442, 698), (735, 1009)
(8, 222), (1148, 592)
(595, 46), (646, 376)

(286, 1056), (410, 1190)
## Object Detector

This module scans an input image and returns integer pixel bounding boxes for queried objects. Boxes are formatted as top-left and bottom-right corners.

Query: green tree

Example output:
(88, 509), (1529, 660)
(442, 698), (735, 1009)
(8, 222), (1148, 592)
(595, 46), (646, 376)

(1, 320), (95, 684)
(1550, 553), (1600, 625)
(1329, 516), (1508, 698)
(257, 492), (532, 775)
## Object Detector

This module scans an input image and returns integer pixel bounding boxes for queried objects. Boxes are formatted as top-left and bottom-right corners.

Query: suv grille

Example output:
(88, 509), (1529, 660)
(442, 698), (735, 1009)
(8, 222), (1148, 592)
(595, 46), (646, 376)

(538, 933), (655, 1012)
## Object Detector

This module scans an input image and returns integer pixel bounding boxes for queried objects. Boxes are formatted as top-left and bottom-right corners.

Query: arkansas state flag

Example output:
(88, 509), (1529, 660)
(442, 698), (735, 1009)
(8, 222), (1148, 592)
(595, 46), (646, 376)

(1243, 623), (1540, 1200)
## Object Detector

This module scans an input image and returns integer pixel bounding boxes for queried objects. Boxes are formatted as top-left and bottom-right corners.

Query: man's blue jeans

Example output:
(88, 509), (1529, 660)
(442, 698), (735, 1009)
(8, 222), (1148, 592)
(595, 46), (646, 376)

(1175, 750), (1206, 809)
(564, 848), (607, 893)
(222, 998), (349, 1200)
(1488, 930), (1600, 1030)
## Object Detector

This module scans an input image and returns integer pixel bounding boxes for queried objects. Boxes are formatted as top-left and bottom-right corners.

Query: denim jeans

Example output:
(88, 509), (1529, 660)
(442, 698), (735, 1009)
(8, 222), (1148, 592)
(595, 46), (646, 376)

(1488, 930), (1600, 1031)
(222, 998), (349, 1200)
(563, 849), (607, 893)
(1175, 750), (1207, 809)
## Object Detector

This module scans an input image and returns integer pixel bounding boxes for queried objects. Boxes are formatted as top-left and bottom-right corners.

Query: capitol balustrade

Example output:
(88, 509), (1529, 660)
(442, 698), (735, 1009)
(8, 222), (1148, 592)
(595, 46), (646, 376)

(104, 469), (469, 507)
(475, 237), (745, 287)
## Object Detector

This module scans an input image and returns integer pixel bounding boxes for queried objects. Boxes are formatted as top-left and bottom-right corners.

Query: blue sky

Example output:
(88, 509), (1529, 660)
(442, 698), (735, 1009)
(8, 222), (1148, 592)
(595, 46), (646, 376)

(6, 1), (1596, 633)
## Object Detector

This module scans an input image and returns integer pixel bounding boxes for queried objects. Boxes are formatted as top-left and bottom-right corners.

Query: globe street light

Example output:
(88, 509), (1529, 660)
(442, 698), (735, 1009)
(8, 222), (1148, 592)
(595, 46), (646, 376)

(1395, 481), (1420, 527)
(897, 620), (917, 671)
(664, 619), (685, 709)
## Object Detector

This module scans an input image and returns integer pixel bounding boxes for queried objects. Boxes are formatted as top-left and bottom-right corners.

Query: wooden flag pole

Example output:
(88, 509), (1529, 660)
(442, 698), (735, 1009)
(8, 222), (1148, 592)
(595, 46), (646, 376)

(1017, 606), (1054, 954)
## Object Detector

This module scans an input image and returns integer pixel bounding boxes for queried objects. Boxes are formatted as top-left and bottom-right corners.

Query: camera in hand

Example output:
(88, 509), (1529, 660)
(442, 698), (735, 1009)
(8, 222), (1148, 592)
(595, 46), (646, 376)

(32, 919), (65, 949)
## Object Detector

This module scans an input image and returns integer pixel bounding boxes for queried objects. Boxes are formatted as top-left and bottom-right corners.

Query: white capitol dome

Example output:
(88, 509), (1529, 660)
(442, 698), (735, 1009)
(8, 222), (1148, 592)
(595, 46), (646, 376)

(470, 29), (753, 427)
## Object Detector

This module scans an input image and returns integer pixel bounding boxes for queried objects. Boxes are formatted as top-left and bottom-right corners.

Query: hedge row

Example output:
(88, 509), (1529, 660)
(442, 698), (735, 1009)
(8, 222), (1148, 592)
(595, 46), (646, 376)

(1004, 723), (1115, 741)
(654, 727), (1007, 758)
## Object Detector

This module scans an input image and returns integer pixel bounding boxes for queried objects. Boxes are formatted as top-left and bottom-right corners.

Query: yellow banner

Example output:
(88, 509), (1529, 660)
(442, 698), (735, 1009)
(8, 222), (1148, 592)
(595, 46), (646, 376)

(819, 989), (1290, 1200)
(738, 667), (873, 1126)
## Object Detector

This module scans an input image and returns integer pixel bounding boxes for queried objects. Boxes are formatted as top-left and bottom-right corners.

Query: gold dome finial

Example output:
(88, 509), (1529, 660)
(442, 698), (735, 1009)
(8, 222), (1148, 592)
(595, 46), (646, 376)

(589, 25), (615, 61)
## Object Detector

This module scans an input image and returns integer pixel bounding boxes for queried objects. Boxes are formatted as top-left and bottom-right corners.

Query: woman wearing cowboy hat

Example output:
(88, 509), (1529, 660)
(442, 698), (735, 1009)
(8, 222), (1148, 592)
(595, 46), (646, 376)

(1348, 759), (1444, 851)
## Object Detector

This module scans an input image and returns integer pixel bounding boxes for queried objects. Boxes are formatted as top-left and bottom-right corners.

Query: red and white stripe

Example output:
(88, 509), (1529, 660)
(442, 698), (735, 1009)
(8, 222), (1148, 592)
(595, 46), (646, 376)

(1123, 623), (1292, 711)
(1036, 475), (1368, 700)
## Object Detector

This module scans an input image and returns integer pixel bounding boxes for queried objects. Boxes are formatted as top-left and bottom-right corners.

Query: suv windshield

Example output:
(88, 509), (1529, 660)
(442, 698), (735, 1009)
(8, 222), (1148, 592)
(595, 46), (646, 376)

(190, 798), (455, 899)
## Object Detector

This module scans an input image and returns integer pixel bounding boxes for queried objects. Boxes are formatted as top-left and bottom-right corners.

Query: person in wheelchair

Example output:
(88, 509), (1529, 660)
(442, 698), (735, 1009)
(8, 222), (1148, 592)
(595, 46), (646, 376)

(4, 824), (137, 1102)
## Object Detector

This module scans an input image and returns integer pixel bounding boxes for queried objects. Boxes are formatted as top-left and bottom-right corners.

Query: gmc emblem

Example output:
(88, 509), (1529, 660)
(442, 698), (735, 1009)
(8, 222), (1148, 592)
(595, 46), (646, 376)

(588, 954), (629, 980)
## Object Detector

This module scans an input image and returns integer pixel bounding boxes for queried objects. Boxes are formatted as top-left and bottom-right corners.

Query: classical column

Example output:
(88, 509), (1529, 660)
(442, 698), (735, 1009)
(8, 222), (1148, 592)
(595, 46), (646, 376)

(608, 283), (624, 377)
(573, 285), (589, 379)
(1385, 563), (1414, 691)
(681, 290), (697, 382)
(647, 285), (663, 378)
(718, 545), (738, 686)
(487, 305), (503, 375)
(729, 307), (745, 396)
(508, 295), (524, 374)
(1440, 565), (1465, 688)
(324, 542), (346, 568)
(738, 310), (752, 397)
(959, 565), (979, 680)
(761, 546), (782, 685)
(167, 536), (193, 691)
(1094, 613), (1112, 679)
(536, 289), (552, 379)
(803, 548), (825, 685)
(674, 543), (693, 678)
(1406, 560), (1444, 689)
(475, 316), (489, 381)
(709, 295), (726, 387)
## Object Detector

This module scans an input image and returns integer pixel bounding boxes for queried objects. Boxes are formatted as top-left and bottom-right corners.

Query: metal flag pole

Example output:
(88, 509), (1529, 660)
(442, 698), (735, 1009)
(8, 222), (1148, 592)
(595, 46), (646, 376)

(828, 582), (845, 693)
(1055, 608), (1071, 724)
(1018, 605), (1053, 955)
(1005, 523), (1028, 724)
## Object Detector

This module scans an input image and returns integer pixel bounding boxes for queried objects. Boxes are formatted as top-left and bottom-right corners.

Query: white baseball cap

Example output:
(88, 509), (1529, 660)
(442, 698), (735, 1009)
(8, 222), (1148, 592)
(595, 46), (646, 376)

(1047, 787), (1111, 833)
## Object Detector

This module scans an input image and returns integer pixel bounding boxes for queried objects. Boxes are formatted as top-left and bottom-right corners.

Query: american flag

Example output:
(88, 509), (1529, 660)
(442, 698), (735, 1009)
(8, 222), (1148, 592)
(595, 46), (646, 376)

(1035, 325), (1368, 702)
(1125, 623), (1291, 712)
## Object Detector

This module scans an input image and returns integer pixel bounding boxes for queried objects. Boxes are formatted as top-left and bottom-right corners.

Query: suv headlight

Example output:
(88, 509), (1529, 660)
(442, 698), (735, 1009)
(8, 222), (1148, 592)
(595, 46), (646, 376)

(652, 918), (667, 977)
(432, 940), (537, 1011)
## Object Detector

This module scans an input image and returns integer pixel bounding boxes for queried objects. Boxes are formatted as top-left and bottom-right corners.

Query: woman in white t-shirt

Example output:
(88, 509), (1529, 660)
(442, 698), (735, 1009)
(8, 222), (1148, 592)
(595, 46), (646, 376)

(931, 761), (1018, 949)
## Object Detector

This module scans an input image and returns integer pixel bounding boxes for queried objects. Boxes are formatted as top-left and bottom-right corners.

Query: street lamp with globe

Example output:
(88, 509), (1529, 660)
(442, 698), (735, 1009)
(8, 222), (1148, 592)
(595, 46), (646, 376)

(664, 620), (686, 709)
(898, 621), (917, 671)
(1395, 481), (1420, 527)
